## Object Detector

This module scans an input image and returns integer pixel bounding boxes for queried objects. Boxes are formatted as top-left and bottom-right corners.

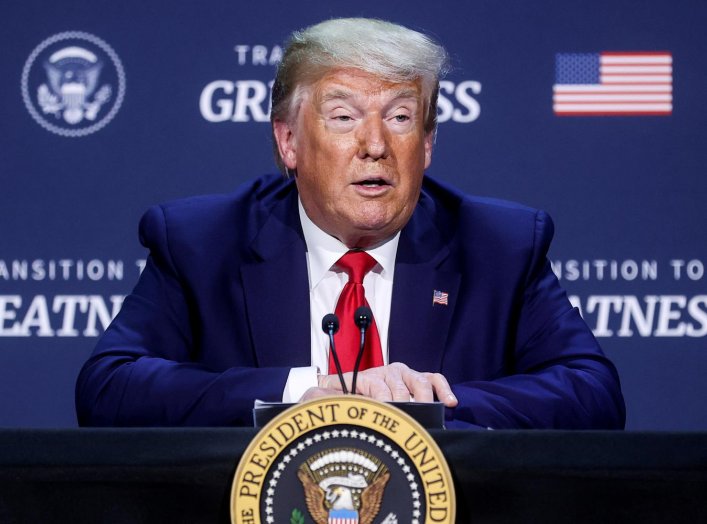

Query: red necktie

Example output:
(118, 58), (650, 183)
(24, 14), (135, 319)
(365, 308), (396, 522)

(329, 251), (384, 374)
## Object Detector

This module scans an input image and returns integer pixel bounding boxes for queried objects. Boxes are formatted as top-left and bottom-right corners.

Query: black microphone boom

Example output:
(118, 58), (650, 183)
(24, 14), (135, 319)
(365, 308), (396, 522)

(352, 306), (372, 395)
(321, 313), (348, 394)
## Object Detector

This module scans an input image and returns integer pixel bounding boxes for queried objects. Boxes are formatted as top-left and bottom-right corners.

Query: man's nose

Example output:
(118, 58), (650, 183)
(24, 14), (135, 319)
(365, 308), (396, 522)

(356, 116), (389, 160)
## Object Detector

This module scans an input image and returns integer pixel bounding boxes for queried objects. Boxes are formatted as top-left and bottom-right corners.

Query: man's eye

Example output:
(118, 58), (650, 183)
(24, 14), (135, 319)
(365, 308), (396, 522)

(394, 114), (410, 122)
(334, 115), (352, 121)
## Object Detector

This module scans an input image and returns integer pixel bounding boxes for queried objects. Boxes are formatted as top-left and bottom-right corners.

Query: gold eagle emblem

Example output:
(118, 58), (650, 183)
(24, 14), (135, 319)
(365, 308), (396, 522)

(297, 448), (391, 524)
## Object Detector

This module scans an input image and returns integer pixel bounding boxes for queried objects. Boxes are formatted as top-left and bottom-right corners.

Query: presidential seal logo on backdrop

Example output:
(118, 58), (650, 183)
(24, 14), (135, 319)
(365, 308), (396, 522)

(21, 31), (126, 137)
(231, 397), (455, 524)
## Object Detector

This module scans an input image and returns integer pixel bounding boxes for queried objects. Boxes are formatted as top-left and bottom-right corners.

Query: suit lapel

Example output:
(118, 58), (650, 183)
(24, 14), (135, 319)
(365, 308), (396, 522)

(389, 192), (461, 373)
(241, 186), (311, 367)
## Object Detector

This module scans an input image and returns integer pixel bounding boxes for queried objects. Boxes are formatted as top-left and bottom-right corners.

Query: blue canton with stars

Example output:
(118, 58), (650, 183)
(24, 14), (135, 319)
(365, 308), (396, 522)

(555, 53), (600, 84)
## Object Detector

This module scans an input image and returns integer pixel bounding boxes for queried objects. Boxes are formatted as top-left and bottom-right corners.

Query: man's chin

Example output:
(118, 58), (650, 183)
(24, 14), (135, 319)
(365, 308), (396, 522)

(339, 221), (400, 249)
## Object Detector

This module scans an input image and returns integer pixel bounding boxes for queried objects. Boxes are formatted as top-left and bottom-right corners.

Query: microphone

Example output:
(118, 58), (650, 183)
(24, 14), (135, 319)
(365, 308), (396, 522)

(321, 314), (348, 394)
(351, 306), (372, 395)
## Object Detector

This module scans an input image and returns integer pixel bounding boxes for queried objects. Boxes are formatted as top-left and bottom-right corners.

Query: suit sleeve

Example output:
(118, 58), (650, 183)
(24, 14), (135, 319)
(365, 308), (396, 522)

(75, 205), (291, 427)
(447, 211), (626, 430)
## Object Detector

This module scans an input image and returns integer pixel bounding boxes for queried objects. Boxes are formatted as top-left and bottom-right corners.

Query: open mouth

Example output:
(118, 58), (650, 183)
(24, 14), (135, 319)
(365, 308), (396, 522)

(354, 178), (389, 188)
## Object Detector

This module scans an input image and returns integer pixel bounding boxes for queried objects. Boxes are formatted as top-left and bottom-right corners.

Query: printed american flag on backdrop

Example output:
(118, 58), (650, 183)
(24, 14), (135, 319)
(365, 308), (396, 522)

(432, 290), (449, 306)
(553, 52), (672, 116)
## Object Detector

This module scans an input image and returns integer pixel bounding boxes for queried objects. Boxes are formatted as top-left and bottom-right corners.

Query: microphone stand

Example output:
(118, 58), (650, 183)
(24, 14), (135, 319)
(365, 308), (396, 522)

(352, 306), (372, 396)
(322, 314), (348, 394)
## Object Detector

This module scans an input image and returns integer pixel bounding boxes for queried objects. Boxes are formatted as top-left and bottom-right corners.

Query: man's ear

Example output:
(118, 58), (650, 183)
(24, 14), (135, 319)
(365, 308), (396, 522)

(423, 131), (434, 169)
(273, 119), (297, 170)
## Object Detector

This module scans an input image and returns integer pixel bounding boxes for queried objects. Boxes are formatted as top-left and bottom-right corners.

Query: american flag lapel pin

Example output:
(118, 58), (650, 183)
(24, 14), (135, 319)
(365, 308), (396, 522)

(432, 289), (449, 306)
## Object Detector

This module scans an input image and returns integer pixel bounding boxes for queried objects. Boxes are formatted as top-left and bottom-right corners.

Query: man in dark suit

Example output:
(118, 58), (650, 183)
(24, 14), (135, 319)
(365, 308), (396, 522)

(76, 18), (624, 429)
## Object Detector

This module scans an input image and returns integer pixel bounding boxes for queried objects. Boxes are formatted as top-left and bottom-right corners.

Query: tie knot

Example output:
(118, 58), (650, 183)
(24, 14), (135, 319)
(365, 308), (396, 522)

(336, 250), (377, 284)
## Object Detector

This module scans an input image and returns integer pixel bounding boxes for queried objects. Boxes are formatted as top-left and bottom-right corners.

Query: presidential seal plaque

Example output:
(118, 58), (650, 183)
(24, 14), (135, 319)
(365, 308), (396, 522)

(231, 397), (455, 524)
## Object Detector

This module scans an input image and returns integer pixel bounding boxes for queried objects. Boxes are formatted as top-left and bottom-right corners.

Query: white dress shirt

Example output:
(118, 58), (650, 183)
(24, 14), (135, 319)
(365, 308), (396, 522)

(281, 198), (399, 401)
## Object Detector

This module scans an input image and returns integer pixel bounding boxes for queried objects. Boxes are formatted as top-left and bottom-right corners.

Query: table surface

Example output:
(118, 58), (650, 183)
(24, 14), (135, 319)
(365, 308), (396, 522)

(1, 429), (705, 523)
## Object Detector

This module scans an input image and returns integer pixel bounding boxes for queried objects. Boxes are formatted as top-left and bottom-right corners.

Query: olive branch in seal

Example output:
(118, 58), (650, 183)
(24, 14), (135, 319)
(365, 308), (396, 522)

(290, 508), (305, 524)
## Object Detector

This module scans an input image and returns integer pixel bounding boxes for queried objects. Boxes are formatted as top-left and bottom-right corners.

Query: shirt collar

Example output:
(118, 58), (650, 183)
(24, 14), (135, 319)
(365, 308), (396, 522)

(298, 198), (399, 290)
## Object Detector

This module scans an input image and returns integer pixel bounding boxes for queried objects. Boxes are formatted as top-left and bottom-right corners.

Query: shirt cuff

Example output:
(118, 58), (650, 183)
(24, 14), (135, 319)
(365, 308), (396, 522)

(282, 366), (319, 402)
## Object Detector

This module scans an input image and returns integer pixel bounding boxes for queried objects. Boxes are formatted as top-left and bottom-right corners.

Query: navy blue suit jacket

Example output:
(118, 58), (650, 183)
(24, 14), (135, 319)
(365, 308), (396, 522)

(76, 174), (625, 429)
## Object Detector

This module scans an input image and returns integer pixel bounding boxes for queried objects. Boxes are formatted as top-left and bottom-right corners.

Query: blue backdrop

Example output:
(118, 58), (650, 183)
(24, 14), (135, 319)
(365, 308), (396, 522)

(1, 0), (705, 429)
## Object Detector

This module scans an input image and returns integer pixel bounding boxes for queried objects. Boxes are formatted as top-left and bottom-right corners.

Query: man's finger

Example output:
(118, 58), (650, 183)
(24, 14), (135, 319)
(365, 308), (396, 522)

(318, 373), (345, 392)
(380, 363), (412, 402)
(300, 386), (340, 402)
(363, 374), (395, 402)
(403, 372), (434, 403)
(425, 372), (458, 407)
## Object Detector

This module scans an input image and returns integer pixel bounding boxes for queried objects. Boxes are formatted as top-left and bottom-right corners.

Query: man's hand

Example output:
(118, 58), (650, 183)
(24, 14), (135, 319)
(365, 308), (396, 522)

(299, 362), (458, 407)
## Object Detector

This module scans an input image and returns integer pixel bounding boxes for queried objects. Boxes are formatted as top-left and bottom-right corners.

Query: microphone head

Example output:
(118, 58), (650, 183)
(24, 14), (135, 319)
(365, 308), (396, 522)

(322, 313), (339, 334)
(354, 306), (372, 329)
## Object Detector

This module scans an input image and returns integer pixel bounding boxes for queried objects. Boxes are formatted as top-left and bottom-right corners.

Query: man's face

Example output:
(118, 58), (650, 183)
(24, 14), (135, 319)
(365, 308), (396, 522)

(274, 68), (433, 248)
